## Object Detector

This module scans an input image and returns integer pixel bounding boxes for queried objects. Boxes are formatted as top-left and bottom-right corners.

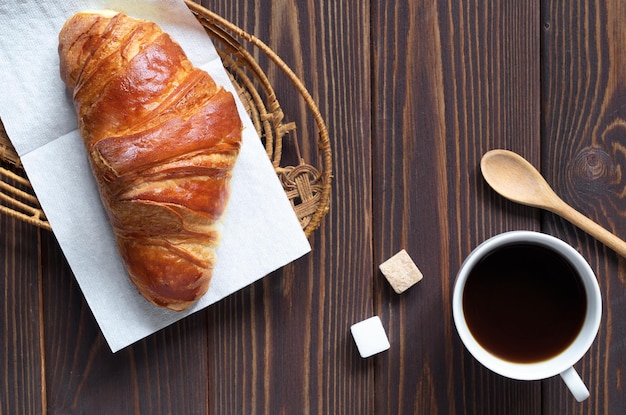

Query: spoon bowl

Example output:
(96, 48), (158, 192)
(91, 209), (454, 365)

(480, 149), (626, 258)
(480, 150), (561, 210)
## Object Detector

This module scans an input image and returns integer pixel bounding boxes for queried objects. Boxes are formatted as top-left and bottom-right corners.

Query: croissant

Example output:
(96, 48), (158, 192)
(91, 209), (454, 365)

(58, 10), (243, 311)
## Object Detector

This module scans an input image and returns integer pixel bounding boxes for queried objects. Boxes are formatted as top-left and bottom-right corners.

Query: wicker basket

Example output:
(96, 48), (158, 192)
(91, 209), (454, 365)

(0, 2), (331, 237)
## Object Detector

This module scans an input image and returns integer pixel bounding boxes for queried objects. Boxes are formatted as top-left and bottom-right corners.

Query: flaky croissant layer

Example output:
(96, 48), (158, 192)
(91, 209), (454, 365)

(59, 10), (242, 311)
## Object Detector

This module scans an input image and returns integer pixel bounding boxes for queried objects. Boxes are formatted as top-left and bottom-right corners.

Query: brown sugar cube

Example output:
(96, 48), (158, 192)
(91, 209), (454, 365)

(379, 249), (423, 294)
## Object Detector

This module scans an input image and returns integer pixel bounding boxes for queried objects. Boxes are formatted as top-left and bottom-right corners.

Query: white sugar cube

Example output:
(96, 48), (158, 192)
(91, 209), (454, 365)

(350, 316), (390, 358)
(379, 249), (423, 294)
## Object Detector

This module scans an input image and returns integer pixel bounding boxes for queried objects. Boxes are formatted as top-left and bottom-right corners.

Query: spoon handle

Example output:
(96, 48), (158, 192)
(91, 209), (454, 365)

(551, 201), (626, 258)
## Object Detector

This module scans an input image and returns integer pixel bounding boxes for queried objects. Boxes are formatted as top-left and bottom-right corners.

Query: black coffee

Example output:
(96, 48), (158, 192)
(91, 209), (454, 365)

(462, 243), (587, 363)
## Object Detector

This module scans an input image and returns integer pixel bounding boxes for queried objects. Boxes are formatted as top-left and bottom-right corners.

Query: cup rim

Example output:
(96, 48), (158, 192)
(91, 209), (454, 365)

(452, 231), (602, 380)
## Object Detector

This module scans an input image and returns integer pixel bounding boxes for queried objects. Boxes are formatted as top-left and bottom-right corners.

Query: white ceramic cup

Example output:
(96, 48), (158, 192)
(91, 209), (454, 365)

(452, 231), (602, 402)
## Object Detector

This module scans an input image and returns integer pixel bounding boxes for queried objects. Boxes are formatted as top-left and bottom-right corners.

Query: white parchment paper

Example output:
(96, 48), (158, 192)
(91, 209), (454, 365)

(0, 0), (311, 352)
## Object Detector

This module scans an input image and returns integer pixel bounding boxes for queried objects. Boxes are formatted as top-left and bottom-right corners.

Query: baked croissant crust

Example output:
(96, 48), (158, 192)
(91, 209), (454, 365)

(58, 10), (242, 311)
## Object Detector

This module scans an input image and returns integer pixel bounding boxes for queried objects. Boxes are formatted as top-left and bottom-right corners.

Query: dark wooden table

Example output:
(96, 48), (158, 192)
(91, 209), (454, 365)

(3, 0), (626, 413)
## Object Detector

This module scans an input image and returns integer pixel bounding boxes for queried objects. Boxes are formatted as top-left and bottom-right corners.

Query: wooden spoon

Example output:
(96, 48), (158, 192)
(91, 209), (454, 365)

(480, 149), (626, 258)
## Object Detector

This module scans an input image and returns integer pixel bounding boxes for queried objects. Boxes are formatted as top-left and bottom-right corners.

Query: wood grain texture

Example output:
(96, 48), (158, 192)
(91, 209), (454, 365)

(201, 0), (373, 413)
(0, 171), (44, 415)
(541, 0), (626, 412)
(372, 0), (543, 413)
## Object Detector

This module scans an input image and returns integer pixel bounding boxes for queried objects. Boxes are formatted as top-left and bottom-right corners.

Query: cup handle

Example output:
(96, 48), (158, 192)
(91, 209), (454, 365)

(559, 366), (589, 402)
